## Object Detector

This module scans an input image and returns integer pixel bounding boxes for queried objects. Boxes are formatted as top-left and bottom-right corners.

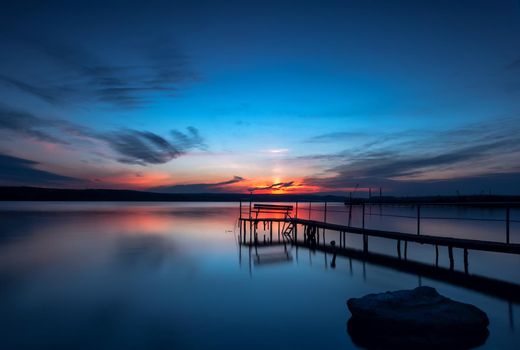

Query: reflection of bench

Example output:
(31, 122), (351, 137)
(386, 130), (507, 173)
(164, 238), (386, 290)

(254, 246), (292, 265)
(252, 204), (293, 219)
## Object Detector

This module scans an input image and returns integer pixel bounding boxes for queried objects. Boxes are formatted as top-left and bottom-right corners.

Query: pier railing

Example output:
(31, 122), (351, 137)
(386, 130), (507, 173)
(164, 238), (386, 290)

(239, 199), (518, 244)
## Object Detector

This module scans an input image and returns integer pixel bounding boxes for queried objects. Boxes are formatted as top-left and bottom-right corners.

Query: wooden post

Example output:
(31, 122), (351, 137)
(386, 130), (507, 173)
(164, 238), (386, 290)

(448, 246), (454, 271)
(278, 221), (280, 240)
(270, 221), (273, 243)
(239, 200), (242, 219)
(295, 201), (299, 219)
(362, 203), (365, 229)
(435, 245), (439, 266)
(417, 205), (421, 235)
(506, 207), (510, 244)
(324, 202), (327, 222)
(249, 199), (252, 219)
(397, 239), (401, 259)
(464, 248), (469, 274)
(404, 241), (408, 260)
(363, 235), (368, 253)
(323, 202), (327, 240)
(239, 219), (242, 242)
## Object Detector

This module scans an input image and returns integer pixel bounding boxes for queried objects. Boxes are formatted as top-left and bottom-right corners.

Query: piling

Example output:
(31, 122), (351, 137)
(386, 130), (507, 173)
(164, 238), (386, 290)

(448, 246), (454, 270)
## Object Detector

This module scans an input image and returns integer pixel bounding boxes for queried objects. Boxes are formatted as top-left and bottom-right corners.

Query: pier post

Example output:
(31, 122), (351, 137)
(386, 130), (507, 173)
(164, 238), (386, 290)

(323, 202), (327, 240)
(278, 221), (280, 240)
(295, 201), (299, 219)
(397, 239), (401, 259)
(239, 219), (242, 242)
(270, 221), (273, 243)
(417, 205), (421, 235)
(239, 200), (242, 219)
(404, 241), (408, 260)
(506, 207), (510, 244)
(362, 203), (365, 229)
(435, 244), (439, 266)
(464, 248), (469, 274)
(324, 202), (327, 222)
(448, 246), (454, 271)
(363, 235), (368, 253)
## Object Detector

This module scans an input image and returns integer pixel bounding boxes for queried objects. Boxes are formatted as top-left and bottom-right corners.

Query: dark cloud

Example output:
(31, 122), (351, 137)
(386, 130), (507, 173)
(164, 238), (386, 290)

(0, 75), (60, 104)
(171, 127), (207, 151)
(305, 131), (367, 143)
(0, 105), (206, 165)
(150, 176), (245, 193)
(302, 119), (520, 195)
(0, 154), (83, 186)
(103, 127), (206, 165)
(0, 107), (67, 144)
(248, 181), (295, 192)
(0, 38), (198, 109)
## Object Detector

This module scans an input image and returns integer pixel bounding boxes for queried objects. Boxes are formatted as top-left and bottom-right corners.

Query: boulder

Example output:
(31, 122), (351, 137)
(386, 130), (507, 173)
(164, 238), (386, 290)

(346, 286), (489, 349)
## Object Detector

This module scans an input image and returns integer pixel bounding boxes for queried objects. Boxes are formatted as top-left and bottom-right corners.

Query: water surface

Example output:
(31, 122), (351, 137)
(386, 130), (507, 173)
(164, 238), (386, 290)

(1, 202), (519, 349)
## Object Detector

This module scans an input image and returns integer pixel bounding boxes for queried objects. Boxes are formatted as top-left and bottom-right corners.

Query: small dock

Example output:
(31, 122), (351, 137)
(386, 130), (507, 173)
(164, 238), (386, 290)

(237, 201), (520, 302)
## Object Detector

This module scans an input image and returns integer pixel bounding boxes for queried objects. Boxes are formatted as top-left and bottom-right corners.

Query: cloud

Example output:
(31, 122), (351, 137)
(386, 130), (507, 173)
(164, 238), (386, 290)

(103, 127), (206, 165)
(0, 154), (83, 186)
(150, 176), (245, 193)
(248, 181), (295, 192)
(302, 118), (520, 194)
(0, 105), (206, 166)
(0, 75), (60, 104)
(0, 107), (68, 144)
(0, 38), (198, 109)
(305, 131), (368, 143)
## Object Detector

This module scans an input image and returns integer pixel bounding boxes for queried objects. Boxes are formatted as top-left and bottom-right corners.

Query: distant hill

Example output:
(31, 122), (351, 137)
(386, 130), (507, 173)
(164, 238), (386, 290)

(0, 186), (347, 202)
(1, 186), (520, 205)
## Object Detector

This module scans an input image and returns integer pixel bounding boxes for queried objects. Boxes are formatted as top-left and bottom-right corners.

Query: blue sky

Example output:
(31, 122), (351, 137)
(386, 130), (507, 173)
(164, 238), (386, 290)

(1, 0), (520, 195)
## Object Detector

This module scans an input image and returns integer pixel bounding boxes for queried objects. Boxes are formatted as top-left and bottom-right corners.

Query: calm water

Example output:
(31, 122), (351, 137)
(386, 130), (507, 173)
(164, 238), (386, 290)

(1, 202), (519, 349)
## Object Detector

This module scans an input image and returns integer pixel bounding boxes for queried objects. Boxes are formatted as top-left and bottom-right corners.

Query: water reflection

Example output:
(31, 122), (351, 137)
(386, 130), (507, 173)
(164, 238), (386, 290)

(0, 202), (519, 349)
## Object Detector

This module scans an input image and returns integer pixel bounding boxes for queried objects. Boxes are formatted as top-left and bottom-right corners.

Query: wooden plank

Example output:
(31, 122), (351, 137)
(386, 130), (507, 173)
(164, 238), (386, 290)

(239, 217), (520, 254)
(291, 218), (520, 254)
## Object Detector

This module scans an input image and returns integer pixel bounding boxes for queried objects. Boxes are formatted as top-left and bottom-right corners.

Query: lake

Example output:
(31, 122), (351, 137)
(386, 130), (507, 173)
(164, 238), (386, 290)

(1, 202), (519, 349)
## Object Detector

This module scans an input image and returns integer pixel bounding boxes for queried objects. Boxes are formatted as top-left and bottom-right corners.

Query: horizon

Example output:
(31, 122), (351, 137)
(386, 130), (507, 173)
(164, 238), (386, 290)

(1, 1), (520, 196)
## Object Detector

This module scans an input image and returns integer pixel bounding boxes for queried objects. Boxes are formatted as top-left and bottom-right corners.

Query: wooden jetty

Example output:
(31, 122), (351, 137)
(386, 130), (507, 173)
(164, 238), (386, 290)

(237, 201), (520, 301)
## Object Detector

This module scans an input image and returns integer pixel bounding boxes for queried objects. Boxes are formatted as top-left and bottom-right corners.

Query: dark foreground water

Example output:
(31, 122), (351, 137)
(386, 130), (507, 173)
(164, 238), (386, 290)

(0, 202), (519, 349)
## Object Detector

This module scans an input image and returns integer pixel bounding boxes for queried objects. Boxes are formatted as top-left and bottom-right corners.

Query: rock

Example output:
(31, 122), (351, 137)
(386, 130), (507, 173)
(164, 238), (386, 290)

(346, 286), (489, 349)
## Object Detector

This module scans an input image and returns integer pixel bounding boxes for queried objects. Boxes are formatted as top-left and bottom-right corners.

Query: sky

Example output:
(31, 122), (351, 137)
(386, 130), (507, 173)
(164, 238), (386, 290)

(1, 0), (520, 195)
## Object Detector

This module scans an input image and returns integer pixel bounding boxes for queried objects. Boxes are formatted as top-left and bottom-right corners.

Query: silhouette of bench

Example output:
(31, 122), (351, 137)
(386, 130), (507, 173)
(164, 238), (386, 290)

(252, 204), (293, 219)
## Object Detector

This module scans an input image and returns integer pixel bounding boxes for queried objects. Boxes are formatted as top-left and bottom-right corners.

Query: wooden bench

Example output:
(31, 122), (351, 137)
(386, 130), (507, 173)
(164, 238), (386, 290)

(252, 204), (293, 219)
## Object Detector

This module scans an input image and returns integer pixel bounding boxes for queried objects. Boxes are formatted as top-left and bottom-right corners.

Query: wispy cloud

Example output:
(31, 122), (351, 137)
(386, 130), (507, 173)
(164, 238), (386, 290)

(302, 118), (520, 194)
(0, 106), (68, 144)
(103, 127), (205, 165)
(0, 39), (198, 109)
(0, 153), (84, 186)
(248, 181), (295, 192)
(304, 131), (368, 143)
(150, 176), (245, 193)
(0, 106), (206, 166)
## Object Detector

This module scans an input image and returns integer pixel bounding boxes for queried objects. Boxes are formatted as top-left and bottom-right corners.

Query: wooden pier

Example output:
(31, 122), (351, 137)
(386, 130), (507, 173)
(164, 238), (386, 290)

(237, 201), (520, 301)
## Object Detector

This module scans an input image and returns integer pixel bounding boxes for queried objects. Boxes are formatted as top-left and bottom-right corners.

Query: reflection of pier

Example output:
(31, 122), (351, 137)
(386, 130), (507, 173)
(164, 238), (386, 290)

(237, 202), (520, 303)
